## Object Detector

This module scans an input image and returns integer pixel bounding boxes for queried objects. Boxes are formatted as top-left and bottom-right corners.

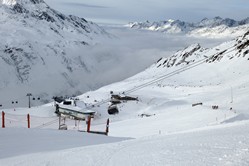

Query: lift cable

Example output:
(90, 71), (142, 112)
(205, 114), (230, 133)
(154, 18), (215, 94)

(85, 45), (237, 109)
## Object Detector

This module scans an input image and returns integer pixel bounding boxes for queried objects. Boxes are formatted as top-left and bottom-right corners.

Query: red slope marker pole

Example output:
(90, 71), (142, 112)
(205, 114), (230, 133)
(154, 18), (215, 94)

(105, 118), (110, 136)
(2, 111), (5, 128)
(87, 116), (91, 132)
(27, 114), (30, 128)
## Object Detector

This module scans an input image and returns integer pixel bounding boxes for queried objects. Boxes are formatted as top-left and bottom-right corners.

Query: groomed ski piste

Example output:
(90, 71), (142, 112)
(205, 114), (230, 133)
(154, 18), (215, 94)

(1, 32), (249, 165)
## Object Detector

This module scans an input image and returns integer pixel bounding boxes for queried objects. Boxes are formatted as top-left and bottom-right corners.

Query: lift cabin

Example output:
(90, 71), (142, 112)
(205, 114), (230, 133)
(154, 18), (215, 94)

(108, 105), (119, 115)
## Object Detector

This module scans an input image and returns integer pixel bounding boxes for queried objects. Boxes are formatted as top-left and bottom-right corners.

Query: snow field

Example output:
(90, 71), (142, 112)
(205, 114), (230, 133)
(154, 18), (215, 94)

(1, 22), (249, 165)
(1, 120), (249, 166)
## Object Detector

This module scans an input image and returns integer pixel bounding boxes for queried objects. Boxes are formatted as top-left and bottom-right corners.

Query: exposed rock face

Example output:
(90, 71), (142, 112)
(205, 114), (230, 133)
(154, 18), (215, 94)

(155, 30), (249, 68)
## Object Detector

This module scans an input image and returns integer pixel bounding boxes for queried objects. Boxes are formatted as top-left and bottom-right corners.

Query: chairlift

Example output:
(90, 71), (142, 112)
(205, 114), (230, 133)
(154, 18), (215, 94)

(110, 98), (121, 105)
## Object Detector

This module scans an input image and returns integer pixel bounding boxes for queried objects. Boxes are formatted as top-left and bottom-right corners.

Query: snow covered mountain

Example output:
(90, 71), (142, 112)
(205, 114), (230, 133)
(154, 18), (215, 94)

(1, 28), (249, 166)
(0, 0), (111, 108)
(127, 17), (249, 37)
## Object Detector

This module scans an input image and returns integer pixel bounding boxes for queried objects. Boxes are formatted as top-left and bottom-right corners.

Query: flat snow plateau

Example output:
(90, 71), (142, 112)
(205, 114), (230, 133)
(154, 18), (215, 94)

(1, 121), (249, 166)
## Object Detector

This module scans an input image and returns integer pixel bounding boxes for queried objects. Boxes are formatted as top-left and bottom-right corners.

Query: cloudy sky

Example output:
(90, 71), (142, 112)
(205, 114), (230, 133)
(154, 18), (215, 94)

(45, 0), (249, 24)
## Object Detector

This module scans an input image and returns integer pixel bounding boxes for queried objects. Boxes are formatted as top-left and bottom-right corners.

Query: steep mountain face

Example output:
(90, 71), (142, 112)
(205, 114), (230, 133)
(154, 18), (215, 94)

(0, 0), (110, 108)
(127, 17), (249, 37)
(155, 30), (249, 69)
(143, 30), (249, 88)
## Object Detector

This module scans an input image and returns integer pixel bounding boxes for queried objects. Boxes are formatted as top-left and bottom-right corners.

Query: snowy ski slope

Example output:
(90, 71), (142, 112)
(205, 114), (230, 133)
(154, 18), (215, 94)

(1, 30), (249, 165)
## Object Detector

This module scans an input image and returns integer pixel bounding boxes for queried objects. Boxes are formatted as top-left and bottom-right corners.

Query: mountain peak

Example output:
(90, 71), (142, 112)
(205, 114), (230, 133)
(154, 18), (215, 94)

(0, 0), (110, 107)
(214, 16), (222, 20)
(128, 17), (249, 37)
(167, 19), (175, 23)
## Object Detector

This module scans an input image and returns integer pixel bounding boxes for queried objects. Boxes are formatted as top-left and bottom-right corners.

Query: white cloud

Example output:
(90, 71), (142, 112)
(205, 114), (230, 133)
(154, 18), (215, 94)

(81, 26), (231, 86)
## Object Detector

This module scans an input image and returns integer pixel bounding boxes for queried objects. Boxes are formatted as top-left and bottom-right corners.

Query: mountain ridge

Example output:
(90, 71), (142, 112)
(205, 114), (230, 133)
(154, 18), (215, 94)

(127, 17), (249, 37)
